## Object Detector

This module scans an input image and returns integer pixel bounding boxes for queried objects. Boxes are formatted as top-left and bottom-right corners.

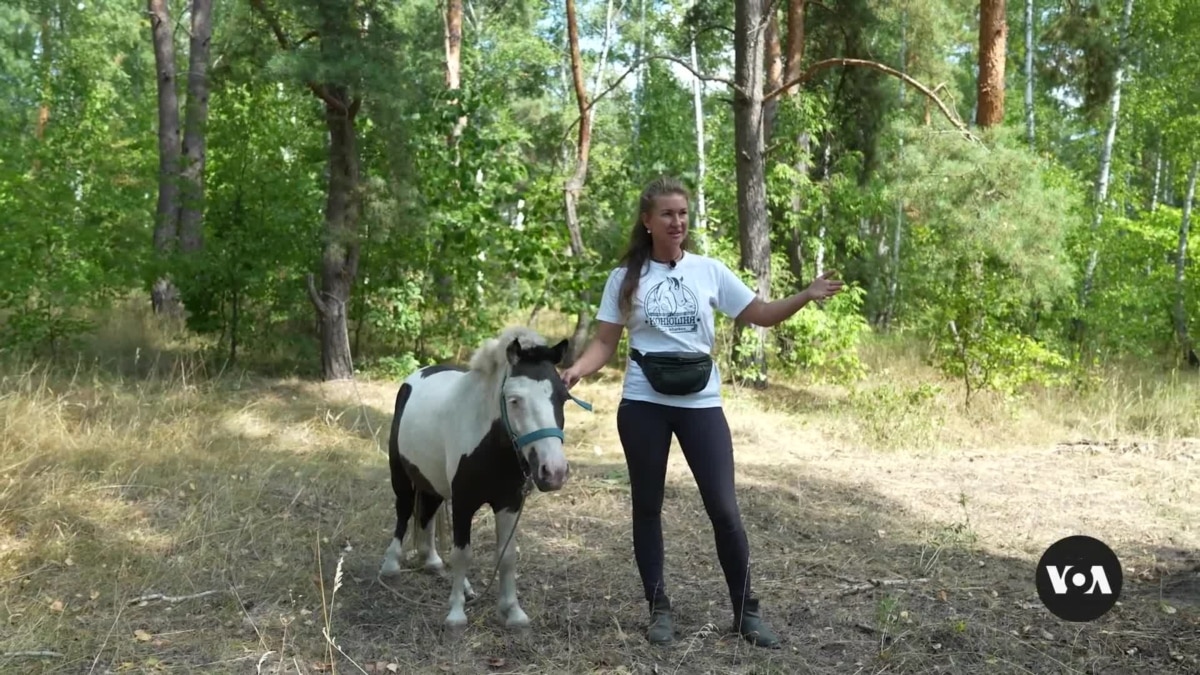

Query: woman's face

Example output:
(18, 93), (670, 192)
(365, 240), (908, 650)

(642, 193), (689, 249)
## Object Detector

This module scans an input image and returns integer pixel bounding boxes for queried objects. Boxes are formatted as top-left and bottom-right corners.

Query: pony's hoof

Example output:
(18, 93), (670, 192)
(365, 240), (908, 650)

(503, 609), (530, 631)
(379, 558), (404, 578)
(422, 560), (446, 576)
(444, 611), (467, 631)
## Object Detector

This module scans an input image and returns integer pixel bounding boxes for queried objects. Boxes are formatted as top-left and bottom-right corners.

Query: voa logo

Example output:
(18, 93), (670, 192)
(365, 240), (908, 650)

(1043, 564), (1114, 595)
(1035, 535), (1123, 622)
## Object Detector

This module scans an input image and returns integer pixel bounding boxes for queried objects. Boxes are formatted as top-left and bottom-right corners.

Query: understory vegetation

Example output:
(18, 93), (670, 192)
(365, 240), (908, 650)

(2, 0), (1199, 672)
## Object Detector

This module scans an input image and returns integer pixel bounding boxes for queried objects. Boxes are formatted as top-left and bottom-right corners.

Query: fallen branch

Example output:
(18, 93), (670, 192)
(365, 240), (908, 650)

(2, 651), (63, 659)
(839, 577), (930, 597)
(128, 586), (242, 606)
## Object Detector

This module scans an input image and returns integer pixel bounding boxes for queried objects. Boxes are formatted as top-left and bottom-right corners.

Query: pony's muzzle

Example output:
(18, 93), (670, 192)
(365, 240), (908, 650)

(536, 462), (569, 491)
(528, 447), (569, 492)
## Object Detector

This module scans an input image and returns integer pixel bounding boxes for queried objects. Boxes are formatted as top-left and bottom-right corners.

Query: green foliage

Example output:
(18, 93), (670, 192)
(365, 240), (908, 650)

(774, 283), (871, 385)
(1081, 207), (1197, 360)
(0, 0), (152, 353)
(884, 123), (1084, 401)
(935, 323), (1074, 404)
(848, 381), (944, 450)
(2, 0), (1194, 396)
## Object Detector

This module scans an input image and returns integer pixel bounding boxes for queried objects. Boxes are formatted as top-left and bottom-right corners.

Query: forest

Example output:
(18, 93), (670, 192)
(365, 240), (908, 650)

(1, 0), (1198, 673)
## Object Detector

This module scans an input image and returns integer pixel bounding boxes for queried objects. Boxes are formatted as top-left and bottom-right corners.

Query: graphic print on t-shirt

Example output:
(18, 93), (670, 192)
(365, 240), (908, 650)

(643, 276), (700, 333)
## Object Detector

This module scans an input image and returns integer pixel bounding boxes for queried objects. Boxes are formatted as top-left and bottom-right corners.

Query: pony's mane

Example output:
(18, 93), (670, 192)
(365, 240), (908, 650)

(467, 325), (547, 379)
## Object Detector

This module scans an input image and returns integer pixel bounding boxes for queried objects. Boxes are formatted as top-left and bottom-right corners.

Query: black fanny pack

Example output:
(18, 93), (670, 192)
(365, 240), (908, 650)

(630, 348), (713, 395)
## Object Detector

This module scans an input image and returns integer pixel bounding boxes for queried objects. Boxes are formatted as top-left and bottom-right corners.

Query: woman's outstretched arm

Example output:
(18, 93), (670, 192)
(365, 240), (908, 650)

(736, 271), (845, 328)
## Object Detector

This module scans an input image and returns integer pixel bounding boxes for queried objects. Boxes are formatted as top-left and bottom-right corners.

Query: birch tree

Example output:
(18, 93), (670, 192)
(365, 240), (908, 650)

(1079, 0), (1135, 334)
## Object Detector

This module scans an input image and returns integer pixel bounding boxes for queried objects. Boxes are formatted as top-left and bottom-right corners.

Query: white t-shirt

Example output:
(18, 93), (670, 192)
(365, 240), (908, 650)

(595, 252), (758, 409)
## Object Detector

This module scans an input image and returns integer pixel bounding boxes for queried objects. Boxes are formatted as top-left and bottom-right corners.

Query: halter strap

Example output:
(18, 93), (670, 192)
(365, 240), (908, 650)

(500, 374), (592, 453)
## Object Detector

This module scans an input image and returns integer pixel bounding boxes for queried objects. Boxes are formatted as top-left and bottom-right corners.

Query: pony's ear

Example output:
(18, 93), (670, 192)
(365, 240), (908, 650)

(506, 338), (524, 365)
(550, 339), (570, 365)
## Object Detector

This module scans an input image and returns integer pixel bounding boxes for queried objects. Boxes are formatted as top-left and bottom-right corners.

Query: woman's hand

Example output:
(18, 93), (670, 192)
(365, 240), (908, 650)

(560, 365), (584, 390)
(804, 270), (845, 302)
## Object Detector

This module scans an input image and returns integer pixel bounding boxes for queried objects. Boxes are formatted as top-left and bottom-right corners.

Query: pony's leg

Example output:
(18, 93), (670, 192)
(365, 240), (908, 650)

(492, 504), (528, 628)
(444, 499), (477, 628)
(413, 491), (445, 574)
(379, 475), (416, 577)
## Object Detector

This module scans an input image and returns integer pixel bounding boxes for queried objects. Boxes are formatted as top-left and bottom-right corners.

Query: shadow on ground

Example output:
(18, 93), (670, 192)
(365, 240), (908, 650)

(1, 374), (1197, 675)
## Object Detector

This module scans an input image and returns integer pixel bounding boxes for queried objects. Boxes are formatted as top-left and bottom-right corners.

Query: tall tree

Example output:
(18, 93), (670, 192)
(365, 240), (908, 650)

(1079, 0), (1135, 335)
(976, 0), (1007, 127)
(1174, 161), (1198, 366)
(148, 0), (183, 315)
(732, 0), (772, 387)
(250, 0), (367, 381)
(148, 0), (214, 316)
(1024, 0), (1035, 147)
(179, 0), (213, 255)
(563, 0), (595, 364)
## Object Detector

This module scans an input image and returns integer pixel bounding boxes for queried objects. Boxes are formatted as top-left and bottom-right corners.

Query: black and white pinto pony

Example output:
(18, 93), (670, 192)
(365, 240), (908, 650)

(379, 327), (590, 629)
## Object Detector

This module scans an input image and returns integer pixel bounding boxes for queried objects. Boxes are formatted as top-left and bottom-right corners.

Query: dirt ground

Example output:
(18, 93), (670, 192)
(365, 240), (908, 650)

(1, 363), (1198, 674)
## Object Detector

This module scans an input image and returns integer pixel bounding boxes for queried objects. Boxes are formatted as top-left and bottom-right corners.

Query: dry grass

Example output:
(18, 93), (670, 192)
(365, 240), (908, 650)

(1, 311), (1199, 674)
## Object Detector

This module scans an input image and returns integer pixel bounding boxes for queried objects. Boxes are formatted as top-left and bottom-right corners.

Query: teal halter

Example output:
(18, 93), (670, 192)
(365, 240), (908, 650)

(499, 372), (593, 453)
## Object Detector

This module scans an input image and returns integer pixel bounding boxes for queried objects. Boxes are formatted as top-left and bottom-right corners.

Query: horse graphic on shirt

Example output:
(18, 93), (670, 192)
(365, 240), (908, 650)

(644, 277), (700, 333)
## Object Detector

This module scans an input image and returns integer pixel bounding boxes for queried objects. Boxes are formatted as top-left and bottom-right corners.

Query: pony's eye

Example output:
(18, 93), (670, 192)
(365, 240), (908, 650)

(507, 397), (521, 408)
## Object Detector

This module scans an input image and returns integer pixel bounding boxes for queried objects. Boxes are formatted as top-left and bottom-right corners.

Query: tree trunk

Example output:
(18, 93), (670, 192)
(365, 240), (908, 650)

(763, 2), (783, 144)
(689, 11), (709, 253)
(733, 0), (771, 388)
(564, 0), (593, 365)
(783, 0), (807, 291)
(631, 0), (647, 151)
(588, 0), (616, 131)
(784, 0), (805, 95)
(1151, 137), (1162, 211)
(1078, 0), (1135, 334)
(148, 0), (182, 316)
(1173, 160), (1198, 367)
(308, 92), (362, 382)
(882, 14), (907, 329)
(444, 0), (466, 147)
(32, 15), (51, 174)
(976, 0), (1007, 128)
(434, 0), (466, 304)
(178, 0), (212, 254)
(1024, 0), (1035, 148)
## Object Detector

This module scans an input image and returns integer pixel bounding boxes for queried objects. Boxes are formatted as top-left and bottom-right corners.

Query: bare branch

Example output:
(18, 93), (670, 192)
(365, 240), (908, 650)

(559, 53), (742, 147)
(839, 577), (930, 597)
(307, 83), (349, 115)
(307, 273), (329, 316)
(1, 651), (62, 659)
(128, 587), (242, 606)
(765, 57), (978, 142)
(248, 0), (291, 49)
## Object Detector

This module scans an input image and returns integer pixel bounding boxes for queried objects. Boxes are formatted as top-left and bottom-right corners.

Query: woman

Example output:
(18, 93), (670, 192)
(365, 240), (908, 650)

(560, 176), (845, 648)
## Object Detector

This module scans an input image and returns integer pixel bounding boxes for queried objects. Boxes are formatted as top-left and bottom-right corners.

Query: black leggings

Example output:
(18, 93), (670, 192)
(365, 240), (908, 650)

(615, 398), (754, 612)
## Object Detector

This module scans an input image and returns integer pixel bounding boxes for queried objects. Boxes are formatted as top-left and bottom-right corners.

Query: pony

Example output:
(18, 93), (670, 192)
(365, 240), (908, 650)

(378, 326), (590, 630)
